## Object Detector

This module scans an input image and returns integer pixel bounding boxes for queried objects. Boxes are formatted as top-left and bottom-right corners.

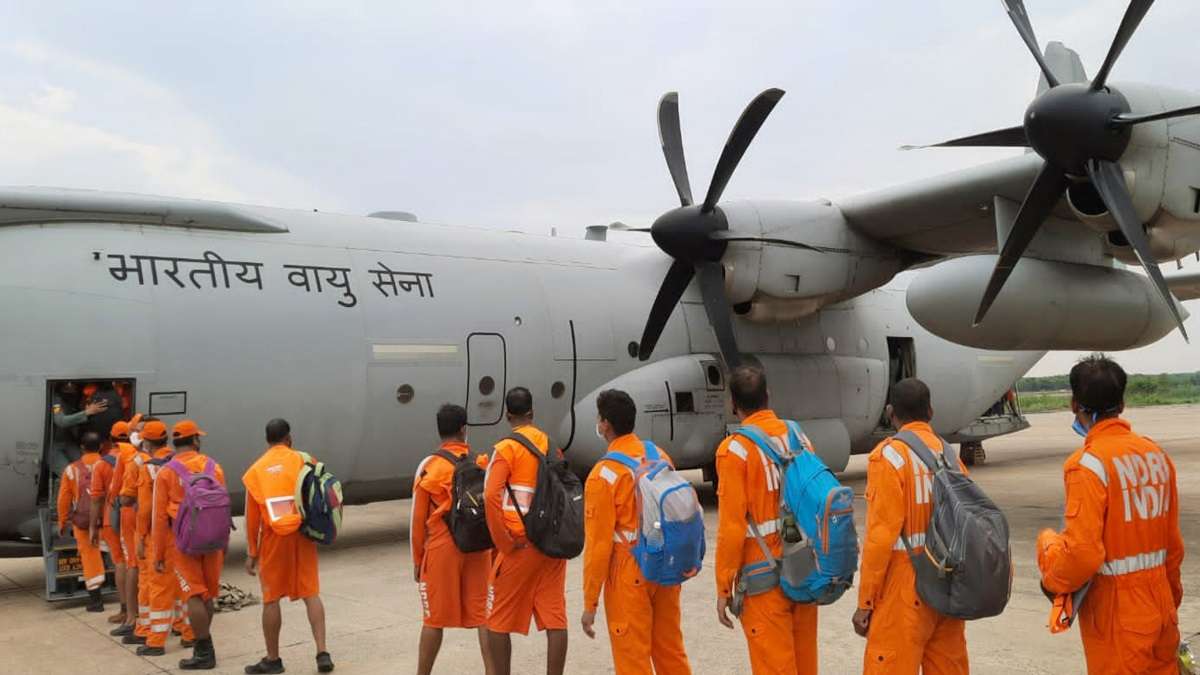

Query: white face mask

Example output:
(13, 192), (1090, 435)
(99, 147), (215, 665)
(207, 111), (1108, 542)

(129, 431), (142, 448)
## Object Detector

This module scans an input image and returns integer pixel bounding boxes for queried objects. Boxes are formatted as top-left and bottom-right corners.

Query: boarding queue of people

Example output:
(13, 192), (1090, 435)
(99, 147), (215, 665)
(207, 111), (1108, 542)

(411, 355), (1185, 675)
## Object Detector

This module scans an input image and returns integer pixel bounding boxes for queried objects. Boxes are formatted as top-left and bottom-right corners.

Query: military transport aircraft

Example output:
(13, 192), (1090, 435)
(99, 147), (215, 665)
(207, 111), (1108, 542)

(3, 0), (1200, 571)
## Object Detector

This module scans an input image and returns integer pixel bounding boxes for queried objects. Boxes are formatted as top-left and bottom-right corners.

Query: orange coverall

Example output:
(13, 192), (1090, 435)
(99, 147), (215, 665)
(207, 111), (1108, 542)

(152, 451), (227, 602)
(244, 445), (320, 604)
(122, 448), (149, 634)
(858, 421), (968, 675)
(1037, 418), (1184, 675)
(483, 425), (568, 635)
(715, 410), (817, 675)
(90, 451), (126, 566)
(583, 433), (691, 675)
(57, 452), (106, 591)
(137, 448), (194, 646)
(411, 441), (492, 628)
(109, 441), (140, 566)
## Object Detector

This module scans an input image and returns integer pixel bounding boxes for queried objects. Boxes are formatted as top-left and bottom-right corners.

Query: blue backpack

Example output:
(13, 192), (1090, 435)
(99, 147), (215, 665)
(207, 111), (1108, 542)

(735, 421), (858, 605)
(600, 441), (705, 586)
(294, 452), (344, 545)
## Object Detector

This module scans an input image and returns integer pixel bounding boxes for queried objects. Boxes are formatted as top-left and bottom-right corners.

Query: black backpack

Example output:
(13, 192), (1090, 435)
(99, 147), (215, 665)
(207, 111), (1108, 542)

(503, 434), (584, 560)
(432, 450), (493, 553)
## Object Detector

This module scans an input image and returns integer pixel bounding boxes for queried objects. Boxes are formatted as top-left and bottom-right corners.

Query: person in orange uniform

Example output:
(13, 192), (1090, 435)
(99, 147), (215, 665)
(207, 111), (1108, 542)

(483, 387), (568, 675)
(852, 378), (968, 674)
(152, 420), (225, 670)
(110, 415), (146, 638)
(1037, 355), (1184, 674)
(243, 418), (335, 674)
(412, 404), (495, 675)
(580, 389), (691, 675)
(57, 431), (108, 612)
(714, 366), (818, 675)
(92, 420), (136, 627)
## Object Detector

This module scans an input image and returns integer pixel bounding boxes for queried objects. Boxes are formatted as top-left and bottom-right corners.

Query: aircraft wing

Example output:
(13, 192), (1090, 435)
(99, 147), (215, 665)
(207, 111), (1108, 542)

(0, 186), (288, 233)
(1167, 270), (1200, 301)
(838, 152), (1042, 256)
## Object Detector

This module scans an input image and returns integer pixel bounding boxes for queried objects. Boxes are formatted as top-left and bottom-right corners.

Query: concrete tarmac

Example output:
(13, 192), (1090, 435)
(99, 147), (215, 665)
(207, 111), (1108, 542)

(2, 406), (1197, 674)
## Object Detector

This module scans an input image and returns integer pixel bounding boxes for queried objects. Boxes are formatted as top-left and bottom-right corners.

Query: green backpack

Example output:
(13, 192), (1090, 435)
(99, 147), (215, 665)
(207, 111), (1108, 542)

(293, 452), (344, 545)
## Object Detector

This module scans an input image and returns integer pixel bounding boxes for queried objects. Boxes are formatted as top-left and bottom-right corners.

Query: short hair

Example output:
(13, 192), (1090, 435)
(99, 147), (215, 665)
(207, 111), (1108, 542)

(173, 435), (197, 449)
(889, 378), (932, 423)
(1069, 353), (1126, 413)
(730, 365), (769, 413)
(80, 431), (102, 452)
(505, 387), (533, 417)
(265, 418), (291, 445)
(596, 389), (636, 436)
(437, 404), (468, 438)
(146, 438), (168, 450)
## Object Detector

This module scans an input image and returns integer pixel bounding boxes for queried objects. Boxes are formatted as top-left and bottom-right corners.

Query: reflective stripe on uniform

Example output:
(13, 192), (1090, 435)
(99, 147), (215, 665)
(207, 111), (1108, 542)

(612, 530), (637, 544)
(150, 624), (171, 633)
(893, 531), (926, 551)
(149, 610), (173, 619)
(501, 485), (535, 513)
(882, 444), (905, 470)
(1078, 452), (1107, 487)
(727, 440), (748, 461)
(599, 466), (619, 485)
(1099, 549), (1166, 576)
(746, 519), (779, 537)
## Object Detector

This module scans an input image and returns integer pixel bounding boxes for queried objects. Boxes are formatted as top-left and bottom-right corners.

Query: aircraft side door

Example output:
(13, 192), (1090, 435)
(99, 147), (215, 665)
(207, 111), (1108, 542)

(466, 333), (506, 426)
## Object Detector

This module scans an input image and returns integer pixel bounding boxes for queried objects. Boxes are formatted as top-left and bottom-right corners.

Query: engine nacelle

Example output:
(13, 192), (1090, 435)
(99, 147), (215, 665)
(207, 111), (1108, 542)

(907, 255), (1186, 350)
(719, 200), (904, 321)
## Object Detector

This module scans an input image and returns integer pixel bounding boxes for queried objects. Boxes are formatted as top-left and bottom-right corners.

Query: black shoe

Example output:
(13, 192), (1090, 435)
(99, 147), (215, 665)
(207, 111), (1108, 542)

(136, 646), (166, 657)
(244, 657), (285, 674)
(316, 652), (334, 673)
(179, 637), (216, 670)
(110, 624), (134, 637)
(86, 589), (104, 613)
(122, 634), (147, 646)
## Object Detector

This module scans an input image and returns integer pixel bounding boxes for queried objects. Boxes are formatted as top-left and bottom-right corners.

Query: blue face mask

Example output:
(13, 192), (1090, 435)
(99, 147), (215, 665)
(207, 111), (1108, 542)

(1072, 411), (1099, 438)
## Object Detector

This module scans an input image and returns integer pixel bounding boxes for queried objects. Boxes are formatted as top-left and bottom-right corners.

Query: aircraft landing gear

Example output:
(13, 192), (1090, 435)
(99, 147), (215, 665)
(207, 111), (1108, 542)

(960, 441), (986, 467)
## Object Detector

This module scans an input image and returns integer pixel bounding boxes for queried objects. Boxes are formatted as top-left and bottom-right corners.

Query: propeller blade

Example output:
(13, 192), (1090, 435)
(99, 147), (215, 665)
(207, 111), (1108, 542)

(658, 92), (694, 207)
(637, 259), (696, 361)
(974, 161), (1069, 325)
(900, 125), (1029, 151)
(1085, 158), (1188, 340)
(701, 88), (785, 213)
(1113, 104), (1200, 126)
(1091, 0), (1155, 91)
(696, 262), (742, 368)
(1001, 0), (1060, 89)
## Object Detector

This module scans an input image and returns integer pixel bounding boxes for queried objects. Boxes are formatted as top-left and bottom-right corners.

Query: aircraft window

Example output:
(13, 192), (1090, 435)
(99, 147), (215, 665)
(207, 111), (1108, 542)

(675, 391), (695, 413)
(627, 341), (639, 358)
(706, 365), (722, 388)
(479, 376), (496, 396)
(551, 381), (566, 399)
(396, 384), (415, 404)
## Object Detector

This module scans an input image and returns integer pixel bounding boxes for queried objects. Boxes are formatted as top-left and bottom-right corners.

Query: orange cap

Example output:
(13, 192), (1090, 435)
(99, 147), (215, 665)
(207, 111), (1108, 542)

(142, 420), (167, 441)
(110, 420), (131, 440)
(171, 420), (207, 439)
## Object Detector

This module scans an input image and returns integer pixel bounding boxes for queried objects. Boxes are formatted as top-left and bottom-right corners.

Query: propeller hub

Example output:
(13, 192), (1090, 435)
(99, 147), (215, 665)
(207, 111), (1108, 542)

(1024, 83), (1132, 172)
(650, 204), (729, 264)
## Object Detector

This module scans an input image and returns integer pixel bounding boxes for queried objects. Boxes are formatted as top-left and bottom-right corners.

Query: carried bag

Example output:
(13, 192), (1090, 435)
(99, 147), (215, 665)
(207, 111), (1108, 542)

(894, 430), (1012, 620)
(295, 452), (344, 545)
(433, 450), (492, 553)
(167, 458), (233, 556)
(68, 460), (96, 531)
(100, 454), (122, 534)
(736, 421), (858, 605)
(504, 433), (584, 560)
(600, 440), (705, 586)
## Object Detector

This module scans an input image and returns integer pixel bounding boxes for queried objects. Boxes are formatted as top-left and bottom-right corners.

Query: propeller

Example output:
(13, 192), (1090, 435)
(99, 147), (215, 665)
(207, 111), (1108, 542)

(636, 89), (785, 367)
(911, 0), (1192, 339)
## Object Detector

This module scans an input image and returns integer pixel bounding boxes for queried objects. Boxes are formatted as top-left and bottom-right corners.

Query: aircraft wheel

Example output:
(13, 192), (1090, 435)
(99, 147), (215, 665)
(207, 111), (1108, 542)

(960, 442), (985, 467)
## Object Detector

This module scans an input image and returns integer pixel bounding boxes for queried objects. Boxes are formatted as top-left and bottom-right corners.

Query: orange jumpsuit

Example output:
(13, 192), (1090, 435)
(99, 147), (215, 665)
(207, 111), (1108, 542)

(483, 425), (568, 635)
(138, 448), (195, 646)
(109, 441), (140, 566)
(57, 452), (107, 591)
(583, 434), (691, 675)
(244, 445), (320, 604)
(152, 450), (226, 602)
(90, 452), (125, 566)
(1037, 418), (1184, 674)
(715, 410), (818, 675)
(411, 441), (492, 628)
(858, 421), (968, 675)
(122, 448), (149, 634)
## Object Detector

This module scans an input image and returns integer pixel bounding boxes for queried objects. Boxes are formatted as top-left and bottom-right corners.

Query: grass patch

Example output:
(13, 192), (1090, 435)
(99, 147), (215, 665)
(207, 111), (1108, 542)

(1019, 371), (1200, 413)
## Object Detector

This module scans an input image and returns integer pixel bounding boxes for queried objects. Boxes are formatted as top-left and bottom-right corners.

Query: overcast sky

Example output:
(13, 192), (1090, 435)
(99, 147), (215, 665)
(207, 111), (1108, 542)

(3, 1), (1199, 376)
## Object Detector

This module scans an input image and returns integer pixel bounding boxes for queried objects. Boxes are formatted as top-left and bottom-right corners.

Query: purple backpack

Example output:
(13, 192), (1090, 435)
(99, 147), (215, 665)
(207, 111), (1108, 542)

(167, 458), (232, 555)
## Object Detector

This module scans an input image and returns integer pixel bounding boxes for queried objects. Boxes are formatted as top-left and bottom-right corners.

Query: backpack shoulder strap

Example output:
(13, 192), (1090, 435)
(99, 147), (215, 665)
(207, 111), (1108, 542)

(505, 433), (547, 462)
(641, 440), (660, 462)
(599, 451), (639, 472)
(734, 426), (785, 466)
(101, 454), (116, 467)
(201, 457), (216, 477)
(433, 449), (465, 467)
(783, 420), (809, 454)
(892, 430), (949, 473)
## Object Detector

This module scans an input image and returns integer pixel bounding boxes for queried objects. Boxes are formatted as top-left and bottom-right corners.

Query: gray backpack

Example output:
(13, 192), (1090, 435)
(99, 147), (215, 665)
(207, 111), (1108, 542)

(895, 431), (1012, 620)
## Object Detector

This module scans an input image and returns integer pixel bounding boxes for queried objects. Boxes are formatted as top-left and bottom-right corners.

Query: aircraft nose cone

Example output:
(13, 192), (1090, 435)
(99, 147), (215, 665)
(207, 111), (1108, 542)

(650, 204), (728, 263)
(1024, 83), (1132, 172)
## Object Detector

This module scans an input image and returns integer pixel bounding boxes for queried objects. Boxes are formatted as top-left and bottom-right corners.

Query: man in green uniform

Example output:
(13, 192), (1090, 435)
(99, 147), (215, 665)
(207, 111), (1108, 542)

(49, 383), (108, 477)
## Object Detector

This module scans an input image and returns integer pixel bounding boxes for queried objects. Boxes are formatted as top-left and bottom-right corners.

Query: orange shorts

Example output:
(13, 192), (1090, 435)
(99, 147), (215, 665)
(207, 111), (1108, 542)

(487, 545), (567, 635)
(418, 538), (490, 629)
(168, 545), (224, 602)
(119, 507), (138, 569)
(100, 525), (124, 565)
(258, 529), (320, 604)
